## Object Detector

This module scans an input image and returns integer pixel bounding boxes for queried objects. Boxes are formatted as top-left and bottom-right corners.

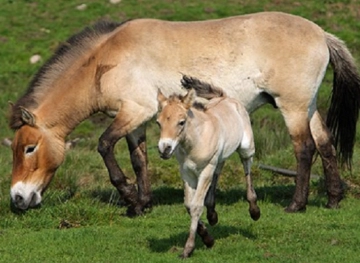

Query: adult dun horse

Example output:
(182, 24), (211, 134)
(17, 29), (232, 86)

(157, 76), (260, 258)
(9, 12), (360, 216)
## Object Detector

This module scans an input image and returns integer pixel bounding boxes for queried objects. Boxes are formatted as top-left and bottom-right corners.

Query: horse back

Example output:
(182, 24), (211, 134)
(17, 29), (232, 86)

(104, 12), (328, 112)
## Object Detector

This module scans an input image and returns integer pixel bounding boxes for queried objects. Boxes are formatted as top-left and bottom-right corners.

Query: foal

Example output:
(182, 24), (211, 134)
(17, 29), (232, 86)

(157, 76), (260, 258)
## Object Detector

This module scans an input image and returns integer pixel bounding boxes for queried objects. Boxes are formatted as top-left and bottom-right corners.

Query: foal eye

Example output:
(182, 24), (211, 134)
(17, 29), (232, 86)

(178, 120), (186, 126)
(25, 145), (37, 155)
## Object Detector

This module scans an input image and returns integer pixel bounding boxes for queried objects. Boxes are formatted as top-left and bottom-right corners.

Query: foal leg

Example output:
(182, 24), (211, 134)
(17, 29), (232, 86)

(182, 165), (215, 258)
(310, 111), (343, 208)
(98, 100), (155, 216)
(282, 111), (316, 212)
(205, 161), (225, 226)
(241, 156), (260, 221)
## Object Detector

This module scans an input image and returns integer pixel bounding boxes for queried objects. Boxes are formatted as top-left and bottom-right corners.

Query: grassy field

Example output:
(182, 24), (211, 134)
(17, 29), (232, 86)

(1, 0), (360, 262)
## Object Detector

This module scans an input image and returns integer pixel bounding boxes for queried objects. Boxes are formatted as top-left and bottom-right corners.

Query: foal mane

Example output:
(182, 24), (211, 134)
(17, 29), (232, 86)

(181, 75), (225, 100)
(179, 75), (226, 111)
(9, 20), (127, 130)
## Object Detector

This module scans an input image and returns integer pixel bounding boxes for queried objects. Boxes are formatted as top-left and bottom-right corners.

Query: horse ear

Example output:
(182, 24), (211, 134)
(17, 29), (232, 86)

(182, 89), (196, 109)
(19, 106), (36, 126)
(157, 90), (168, 109)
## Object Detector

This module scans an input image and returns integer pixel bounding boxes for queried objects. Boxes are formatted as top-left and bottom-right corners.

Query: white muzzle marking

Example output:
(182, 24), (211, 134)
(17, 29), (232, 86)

(10, 181), (42, 210)
(158, 138), (178, 159)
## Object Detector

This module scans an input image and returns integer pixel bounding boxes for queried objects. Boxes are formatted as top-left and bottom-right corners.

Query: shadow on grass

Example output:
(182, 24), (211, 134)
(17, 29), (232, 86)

(87, 183), (327, 210)
(147, 224), (257, 253)
(152, 184), (326, 208)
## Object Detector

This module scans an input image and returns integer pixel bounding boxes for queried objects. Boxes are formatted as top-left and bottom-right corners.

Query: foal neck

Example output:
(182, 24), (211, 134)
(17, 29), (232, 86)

(181, 108), (208, 146)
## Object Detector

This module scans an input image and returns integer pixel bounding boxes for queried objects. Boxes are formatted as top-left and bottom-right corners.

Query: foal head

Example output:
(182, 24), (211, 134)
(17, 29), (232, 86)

(10, 107), (65, 210)
(156, 89), (196, 159)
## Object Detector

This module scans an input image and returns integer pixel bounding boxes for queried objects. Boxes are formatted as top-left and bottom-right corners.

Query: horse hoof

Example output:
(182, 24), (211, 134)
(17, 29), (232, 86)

(179, 253), (190, 259)
(249, 206), (261, 221)
(180, 246), (195, 259)
(326, 193), (343, 209)
(201, 234), (215, 248)
(126, 205), (143, 217)
(325, 200), (340, 209)
(207, 211), (218, 226)
(284, 202), (306, 213)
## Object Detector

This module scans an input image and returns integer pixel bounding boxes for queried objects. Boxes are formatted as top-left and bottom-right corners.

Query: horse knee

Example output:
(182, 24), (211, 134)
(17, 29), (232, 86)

(97, 137), (111, 157)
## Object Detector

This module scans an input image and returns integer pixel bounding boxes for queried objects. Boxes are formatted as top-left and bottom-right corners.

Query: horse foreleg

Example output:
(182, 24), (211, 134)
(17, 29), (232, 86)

(205, 161), (225, 226)
(310, 111), (343, 208)
(181, 166), (215, 258)
(98, 123), (138, 213)
(98, 101), (154, 216)
(125, 125), (152, 216)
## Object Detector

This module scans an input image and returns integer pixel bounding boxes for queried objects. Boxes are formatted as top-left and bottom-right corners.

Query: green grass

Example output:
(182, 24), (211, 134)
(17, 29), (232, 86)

(1, 0), (360, 262)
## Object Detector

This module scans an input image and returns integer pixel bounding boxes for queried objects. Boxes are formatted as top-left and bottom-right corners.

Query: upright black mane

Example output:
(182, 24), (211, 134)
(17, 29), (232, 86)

(9, 20), (127, 130)
(181, 75), (225, 100)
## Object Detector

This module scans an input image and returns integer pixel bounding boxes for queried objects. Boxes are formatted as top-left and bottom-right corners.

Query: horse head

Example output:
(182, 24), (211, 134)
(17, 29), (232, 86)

(10, 107), (65, 210)
(156, 89), (195, 159)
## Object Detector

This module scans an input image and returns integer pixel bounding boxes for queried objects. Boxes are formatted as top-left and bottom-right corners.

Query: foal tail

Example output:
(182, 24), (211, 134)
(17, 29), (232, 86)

(325, 32), (360, 168)
(181, 75), (225, 99)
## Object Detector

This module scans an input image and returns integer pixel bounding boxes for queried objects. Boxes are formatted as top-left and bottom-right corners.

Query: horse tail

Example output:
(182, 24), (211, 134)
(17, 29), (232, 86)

(325, 32), (360, 168)
(181, 75), (225, 99)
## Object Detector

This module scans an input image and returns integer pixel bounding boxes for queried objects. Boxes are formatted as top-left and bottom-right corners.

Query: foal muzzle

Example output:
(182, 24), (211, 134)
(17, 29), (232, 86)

(158, 138), (177, 159)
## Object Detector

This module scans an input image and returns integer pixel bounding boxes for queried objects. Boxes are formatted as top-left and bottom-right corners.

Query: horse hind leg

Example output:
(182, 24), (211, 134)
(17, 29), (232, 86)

(241, 155), (260, 221)
(282, 111), (316, 212)
(310, 111), (343, 208)
(237, 128), (260, 220)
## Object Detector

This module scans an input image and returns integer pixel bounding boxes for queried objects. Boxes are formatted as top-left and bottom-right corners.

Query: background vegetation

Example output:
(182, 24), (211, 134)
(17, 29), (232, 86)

(1, 0), (360, 262)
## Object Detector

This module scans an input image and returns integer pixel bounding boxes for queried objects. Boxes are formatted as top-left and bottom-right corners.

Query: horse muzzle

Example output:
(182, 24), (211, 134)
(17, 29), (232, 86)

(159, 146), (173, 159)
(10, 182), (42, 211)
(158, 138), (177, 160)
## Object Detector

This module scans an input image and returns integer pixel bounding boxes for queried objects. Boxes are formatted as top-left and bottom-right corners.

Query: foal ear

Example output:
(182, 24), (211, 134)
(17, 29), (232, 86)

(157, 89), (168, 109)
(182, 89), (196, 109)
(19, 106), (36, 127)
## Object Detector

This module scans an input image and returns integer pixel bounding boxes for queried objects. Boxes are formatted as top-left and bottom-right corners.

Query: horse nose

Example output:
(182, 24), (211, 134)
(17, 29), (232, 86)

(12, 194), (28, 210)
(159, 145), (172, 159)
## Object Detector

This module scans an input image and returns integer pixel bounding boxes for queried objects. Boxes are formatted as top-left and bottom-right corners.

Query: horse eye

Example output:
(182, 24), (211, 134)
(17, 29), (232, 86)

(178, 120), (186, 126)
(156, 120), (161, 127)
(25, 145), (36, 155)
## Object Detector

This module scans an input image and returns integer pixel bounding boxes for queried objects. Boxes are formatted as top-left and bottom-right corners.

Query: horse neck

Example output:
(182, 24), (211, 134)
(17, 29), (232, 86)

(33, 76), (97, 138)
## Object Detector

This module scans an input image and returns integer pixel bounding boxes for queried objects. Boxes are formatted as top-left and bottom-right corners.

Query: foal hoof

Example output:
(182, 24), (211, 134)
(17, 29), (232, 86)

(284, 202), (306, 213)
(180, 245), (195, 259)
(207, 211), (218, 226)
(249, 206), (261, 221)
(202, 234), (215, 248)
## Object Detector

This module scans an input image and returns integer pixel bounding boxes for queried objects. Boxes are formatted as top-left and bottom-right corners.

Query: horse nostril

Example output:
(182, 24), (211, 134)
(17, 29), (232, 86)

(15, 194), (24, 203)
(164, 146), (172, 154)
(160, 145), (173, 159)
